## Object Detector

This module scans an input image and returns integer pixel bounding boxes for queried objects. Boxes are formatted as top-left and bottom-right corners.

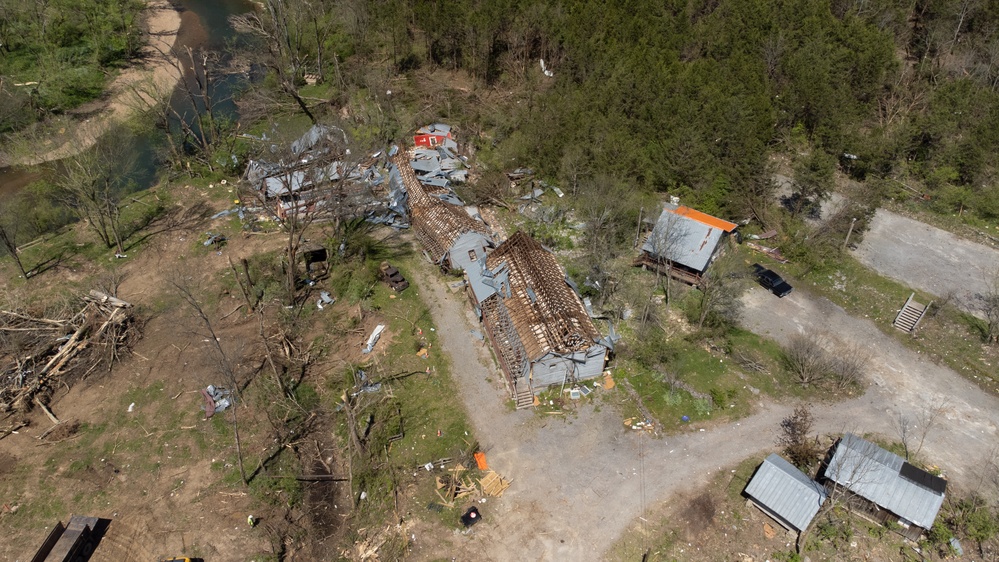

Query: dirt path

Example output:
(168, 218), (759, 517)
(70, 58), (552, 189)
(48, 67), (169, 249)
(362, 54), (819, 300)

(411, 260), (999, 560)
(855, 209), (999, 316)
(3, 0), (182, 167)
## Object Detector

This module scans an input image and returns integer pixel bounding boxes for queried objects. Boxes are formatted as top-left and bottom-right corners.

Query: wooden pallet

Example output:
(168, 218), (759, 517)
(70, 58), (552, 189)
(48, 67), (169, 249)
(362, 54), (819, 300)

(479, 470), (511, 497)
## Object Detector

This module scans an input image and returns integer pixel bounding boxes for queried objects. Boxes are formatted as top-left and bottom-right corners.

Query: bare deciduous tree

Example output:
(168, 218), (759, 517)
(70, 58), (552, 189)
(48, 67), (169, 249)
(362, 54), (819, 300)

(172, 279), (248, 485)
(981, 269), (999, 344)
(891, 400), (947, 460)
(776, 405), (819, 470)
(0, 210), (27, 278)
(52, 130), (136, 254)
(781, 333), (833, 386)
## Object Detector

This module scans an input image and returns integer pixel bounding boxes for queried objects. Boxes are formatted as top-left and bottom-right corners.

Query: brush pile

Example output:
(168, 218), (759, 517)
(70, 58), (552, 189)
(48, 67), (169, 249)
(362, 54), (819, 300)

(0, 290), (139, 415)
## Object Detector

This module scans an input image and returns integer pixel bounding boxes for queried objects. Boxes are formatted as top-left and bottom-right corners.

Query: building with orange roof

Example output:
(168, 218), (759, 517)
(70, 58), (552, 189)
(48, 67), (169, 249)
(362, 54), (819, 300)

(639, 202), (739, 285)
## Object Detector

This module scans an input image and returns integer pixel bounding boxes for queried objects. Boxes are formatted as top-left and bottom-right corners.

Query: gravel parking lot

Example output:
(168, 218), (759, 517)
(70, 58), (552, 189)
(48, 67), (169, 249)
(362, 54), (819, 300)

(855, 209), (999, 316)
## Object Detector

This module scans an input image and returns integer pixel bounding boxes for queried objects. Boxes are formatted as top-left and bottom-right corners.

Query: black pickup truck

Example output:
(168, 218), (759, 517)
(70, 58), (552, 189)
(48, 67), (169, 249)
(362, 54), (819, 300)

(752, 264), (793, 298)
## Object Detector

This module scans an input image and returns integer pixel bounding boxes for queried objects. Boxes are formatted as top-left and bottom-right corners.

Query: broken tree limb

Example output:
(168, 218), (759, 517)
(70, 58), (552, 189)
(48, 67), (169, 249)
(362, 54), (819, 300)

(38, 423), (62, 440)
(0, 421), (27, 441)
(34, 398), (60, 424)
(86, 290), (132, 308)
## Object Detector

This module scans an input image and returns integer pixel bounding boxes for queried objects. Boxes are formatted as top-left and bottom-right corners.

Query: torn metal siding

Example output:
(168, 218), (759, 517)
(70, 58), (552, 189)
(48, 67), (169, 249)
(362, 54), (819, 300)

(476, 232), (605, 390)
(529, 346), (607, 388)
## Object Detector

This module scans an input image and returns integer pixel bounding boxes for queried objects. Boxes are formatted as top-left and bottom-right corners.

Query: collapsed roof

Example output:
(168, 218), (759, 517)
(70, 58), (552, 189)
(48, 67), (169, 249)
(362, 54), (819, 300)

(481, 231), (601, 362)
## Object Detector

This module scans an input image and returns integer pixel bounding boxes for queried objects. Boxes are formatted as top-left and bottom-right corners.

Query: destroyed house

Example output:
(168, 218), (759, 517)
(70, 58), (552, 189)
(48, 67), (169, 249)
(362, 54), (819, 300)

(823, 433), (947, 540)
(414, 123), (456, 149)
(469, 231), (607, 404)
(395, 154), (493, 271)
(744, 453), (828, 533)
(639, 203), (738, 285)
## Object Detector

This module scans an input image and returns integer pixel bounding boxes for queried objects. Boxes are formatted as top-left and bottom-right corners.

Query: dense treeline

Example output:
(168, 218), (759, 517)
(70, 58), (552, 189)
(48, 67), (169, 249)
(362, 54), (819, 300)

(272, 0), (999, 222)
(0, 0), (145, 132)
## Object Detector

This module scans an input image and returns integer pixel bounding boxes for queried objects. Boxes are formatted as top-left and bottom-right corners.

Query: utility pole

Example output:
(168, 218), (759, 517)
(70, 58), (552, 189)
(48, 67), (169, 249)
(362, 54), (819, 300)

(843, 217), (857, 251)
(633, 206), (644, 248)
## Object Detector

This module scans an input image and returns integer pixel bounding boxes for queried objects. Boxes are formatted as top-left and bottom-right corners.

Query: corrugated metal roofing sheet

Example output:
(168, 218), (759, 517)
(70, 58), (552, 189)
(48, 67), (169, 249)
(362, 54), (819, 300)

(744, 454), (827, 531)
(825, 434), (945, 529)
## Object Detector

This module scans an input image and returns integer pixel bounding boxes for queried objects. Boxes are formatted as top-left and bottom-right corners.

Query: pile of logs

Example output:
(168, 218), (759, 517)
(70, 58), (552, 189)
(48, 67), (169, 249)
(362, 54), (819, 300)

(0, 290), (137, 416)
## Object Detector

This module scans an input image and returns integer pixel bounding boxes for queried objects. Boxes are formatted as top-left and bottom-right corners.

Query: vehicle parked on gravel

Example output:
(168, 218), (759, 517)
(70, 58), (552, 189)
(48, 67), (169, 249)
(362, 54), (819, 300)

(752, 264), (793, 297)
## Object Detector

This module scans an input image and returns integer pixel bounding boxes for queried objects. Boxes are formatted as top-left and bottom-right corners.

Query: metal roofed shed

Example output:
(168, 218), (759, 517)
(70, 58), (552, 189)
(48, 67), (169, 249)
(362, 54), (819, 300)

(823, 433), (946, 539)
(639, 203), (738, 285)
(744, 454), (828, 533)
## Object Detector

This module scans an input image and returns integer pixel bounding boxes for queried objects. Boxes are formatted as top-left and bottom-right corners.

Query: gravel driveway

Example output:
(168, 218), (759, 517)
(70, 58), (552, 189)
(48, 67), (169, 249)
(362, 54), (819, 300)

(855, 209), (999, 316)
(410, 260), (999, 562)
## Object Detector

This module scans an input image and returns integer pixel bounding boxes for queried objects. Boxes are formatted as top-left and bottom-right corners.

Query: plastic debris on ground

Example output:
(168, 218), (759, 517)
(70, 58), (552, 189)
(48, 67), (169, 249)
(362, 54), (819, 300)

(473, 451), (488, 471)
(461, 506), (481, 527)
(201, 385), (234, 419)
(316, 291), (335, 310)
(362, 324), (386, 354)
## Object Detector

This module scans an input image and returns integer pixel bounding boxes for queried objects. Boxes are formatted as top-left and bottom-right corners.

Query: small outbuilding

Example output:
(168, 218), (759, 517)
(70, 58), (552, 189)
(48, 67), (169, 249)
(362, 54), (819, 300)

(822, 433), (946, 541)
(638, 202), (737, 285)
(744, 453), (828, 533)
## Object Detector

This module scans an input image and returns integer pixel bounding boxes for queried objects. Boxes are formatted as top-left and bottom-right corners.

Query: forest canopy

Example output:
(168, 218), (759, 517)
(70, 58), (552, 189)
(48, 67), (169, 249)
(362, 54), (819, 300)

(307, 0), (999, 221)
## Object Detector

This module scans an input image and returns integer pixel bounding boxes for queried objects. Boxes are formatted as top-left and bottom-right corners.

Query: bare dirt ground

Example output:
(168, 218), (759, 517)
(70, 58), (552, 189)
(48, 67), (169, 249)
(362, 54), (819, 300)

(2, 0), (182, 167)
(408, 256), (999, 560)
(855, 209), (999, 317)
(0, 200), (280, 561)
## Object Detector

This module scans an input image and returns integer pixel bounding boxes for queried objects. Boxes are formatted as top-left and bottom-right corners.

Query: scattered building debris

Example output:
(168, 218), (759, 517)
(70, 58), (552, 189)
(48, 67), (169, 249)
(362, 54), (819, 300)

(243, 125), (410, 227)
(744, 241), (789, 263)
(467, 232), (608, 406)
(201, 385), (234, 419)
(203, 232), (227, 248)
(31, 514), (106, 562)
(413, 123), (457, 150)
(362, 325), (386, 354)
(317, 291), (336, 310)
(0, 291), (136, 417)
(379, 262), (410, 292)
(479, 470), (511, 497)
(397, 125), (612, 408)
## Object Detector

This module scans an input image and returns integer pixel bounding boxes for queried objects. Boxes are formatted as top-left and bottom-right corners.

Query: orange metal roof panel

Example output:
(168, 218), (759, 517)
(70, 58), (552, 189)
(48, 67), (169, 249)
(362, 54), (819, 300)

(668, 206), (737, 232)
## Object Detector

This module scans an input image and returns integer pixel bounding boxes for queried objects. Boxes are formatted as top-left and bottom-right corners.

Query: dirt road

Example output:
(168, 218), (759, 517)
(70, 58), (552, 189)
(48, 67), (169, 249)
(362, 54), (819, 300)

(412, 262), (999, 560)
(855, 209), (999, 316)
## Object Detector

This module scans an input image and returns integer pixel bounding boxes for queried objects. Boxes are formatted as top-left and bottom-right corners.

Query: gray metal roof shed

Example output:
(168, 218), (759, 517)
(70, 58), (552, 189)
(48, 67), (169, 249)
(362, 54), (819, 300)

(640, 205), (737, 273)
(745, 454), (828, 532)
(824, 433), (946, 530)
